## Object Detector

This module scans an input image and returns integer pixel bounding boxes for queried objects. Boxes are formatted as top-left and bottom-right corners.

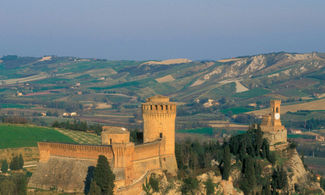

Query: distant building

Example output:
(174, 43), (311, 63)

(290, 129), (303, 134)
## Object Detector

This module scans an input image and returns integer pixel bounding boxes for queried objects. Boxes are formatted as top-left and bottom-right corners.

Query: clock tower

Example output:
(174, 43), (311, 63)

(260, 100), (287, 150)
(271, 100), (282, 127)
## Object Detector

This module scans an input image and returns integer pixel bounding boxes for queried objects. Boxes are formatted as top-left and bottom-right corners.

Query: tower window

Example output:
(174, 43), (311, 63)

(276, 107), (279, 113)
(110, 138), (112, 144)
(160, 133), (163, 138)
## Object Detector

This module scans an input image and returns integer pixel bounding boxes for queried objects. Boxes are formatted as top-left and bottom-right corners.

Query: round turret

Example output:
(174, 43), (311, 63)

(142, 95), (176, 155)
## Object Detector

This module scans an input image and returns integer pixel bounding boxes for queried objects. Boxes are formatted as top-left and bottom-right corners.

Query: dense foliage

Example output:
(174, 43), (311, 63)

(175, 125), (290, 194)
(0, 174), (27, 195)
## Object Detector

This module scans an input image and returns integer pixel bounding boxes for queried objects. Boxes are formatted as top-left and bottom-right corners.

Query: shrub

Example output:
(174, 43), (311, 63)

(149, 174), (159, 192)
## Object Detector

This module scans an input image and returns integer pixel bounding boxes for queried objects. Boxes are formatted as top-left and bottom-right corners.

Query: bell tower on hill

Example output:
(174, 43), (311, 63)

(142, 95), (177, 156)
(260, 100), (287, 150)
(270, 100), (282, 127)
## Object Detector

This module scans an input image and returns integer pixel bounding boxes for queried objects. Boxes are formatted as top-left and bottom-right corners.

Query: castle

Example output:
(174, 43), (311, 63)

(29, 95), (178, 194)
(260, 100), (288, 150)
(29, 97), (288, 193)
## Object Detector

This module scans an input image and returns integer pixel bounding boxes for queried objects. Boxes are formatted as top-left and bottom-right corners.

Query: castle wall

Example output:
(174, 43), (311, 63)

(133, 141), (162, 179)
(38, 142), (114, 162)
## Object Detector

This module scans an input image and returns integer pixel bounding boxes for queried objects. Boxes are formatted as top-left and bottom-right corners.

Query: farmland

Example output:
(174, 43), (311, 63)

(0, 124), (76, 149)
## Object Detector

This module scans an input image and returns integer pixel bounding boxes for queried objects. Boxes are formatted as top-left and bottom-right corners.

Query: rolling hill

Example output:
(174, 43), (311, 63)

(0, 52), (324, 128)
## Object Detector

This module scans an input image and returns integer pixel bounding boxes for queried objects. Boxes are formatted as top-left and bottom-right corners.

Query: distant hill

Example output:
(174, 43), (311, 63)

(0, 52), (324, 128)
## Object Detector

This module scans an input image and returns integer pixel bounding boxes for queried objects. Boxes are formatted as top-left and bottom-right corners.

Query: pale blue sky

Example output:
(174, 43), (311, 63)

(0, 0), (324, 60)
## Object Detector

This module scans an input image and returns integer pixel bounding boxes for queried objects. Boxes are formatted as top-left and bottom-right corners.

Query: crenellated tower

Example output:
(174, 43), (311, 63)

(142, 95), (177, 156)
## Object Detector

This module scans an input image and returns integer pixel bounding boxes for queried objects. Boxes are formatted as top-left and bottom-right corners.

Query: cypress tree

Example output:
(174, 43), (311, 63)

(18, 154), (24, 169)
(221, 145), (231, 180)
(1, 159), (8, 173)
(242, 156), (256, 192)
(93, 155), (115, 195)
(89, 180), (101, 195)
(10, 156), (20, 170)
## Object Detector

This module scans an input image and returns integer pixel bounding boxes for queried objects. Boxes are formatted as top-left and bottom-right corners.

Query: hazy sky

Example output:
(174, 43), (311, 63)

(1, 0), (325, 60)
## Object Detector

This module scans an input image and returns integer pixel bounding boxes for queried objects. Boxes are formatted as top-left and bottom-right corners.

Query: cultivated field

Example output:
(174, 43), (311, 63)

(56, 128), (101, 145)
(0, 124), (76, 149)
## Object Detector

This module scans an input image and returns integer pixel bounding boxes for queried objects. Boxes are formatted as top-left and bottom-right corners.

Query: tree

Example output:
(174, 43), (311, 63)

(1, 159), (8, 173)
(10, 156), (20, 170)
(18, 154), (24, 169)
(240, 156), (256, 194)
(221, 145), (231, 180)
(181, 176), (199, 195)
(149, 174), (159, 193)
(204, 177), (215, 195)
(93, 155), (115, 195)
(262, 182), (272, 195)
(89, 180), (101, 195)
(0, 179), (16, 195)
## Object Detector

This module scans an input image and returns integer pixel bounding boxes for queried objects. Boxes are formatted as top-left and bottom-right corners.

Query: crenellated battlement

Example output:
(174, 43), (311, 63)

(142, 104), (176, 114)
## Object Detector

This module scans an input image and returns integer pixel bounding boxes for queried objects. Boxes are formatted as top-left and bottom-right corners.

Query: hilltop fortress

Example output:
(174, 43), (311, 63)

(29, 97), (292, 194)
(29, 95), (178, 194)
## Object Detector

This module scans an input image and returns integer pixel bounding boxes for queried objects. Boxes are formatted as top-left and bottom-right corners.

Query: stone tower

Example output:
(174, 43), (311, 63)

(260, 100), (287, 150)
(142, 95), (177, 156)
(270, 100), (282, 127)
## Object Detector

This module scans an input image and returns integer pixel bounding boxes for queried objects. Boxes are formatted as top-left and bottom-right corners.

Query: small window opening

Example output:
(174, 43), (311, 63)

(160, 133), (163, 138)
(276, 107), (279, 113)
(155, 105), (158, 110)
(161, 105), (164, 110)
(166, 105), (168, 110)
(150, 105), (153, 110)
(110, 138), (112, 144)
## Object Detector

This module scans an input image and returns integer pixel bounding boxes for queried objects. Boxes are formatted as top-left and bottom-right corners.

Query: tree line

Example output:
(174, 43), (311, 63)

(52, 120), (102, 135)
(1, 154), (24, 173)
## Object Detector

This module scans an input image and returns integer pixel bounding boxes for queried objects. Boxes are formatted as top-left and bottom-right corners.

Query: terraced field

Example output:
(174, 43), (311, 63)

(56, 129), (101, 145)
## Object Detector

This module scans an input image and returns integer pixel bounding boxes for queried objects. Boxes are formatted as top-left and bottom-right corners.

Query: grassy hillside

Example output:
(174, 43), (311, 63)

(0, 124), (76, 149)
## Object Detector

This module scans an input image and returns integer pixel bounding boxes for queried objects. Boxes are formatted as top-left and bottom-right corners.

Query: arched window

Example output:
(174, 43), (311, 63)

(155, 105), (158, 110)
(276, 107), (279, 113)
(150, 105), (153, 110)
(110, 138), (112, 144)
(166, 105), (168, 110)
(161, 105), (164, 110)
(160, 133), (163, 138)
